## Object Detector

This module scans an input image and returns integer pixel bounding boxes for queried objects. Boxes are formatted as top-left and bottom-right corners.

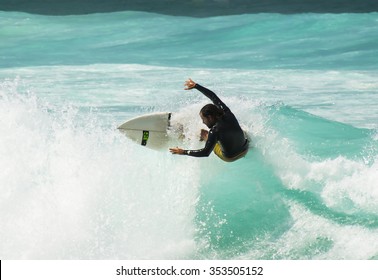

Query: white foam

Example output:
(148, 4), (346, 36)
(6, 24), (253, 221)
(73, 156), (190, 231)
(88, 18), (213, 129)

(0, 85), (201, 259)
(321, 159), (378, 214)
(239, 201), (378, 260)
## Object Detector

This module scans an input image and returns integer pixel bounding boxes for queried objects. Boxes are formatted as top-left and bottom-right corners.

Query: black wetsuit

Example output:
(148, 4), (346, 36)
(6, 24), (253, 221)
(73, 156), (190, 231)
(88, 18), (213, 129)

(185, 84), (249, 158)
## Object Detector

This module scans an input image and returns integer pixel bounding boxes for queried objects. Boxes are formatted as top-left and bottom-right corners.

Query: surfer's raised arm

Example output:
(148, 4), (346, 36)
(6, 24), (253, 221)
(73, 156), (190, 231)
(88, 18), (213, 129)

(184, 78), (230, 113)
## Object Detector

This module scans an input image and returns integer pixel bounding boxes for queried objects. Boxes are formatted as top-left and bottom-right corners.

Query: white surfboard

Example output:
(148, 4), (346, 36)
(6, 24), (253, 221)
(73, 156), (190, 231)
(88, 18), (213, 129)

(118, 112), (183, 150)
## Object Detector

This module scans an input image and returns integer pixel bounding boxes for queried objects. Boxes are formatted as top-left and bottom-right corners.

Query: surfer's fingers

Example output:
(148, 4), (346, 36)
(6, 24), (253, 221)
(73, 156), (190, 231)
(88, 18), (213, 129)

(169, 147), (179, 153)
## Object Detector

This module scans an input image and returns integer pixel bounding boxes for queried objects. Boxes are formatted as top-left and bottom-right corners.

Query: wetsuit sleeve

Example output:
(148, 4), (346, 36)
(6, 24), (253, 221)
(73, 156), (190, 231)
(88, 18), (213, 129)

(195, 84), (230, 113)
(184, 128), (217, 157)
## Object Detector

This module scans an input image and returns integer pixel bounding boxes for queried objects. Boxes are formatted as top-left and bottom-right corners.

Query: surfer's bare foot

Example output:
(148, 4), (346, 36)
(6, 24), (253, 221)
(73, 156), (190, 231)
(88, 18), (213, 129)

(200, 129), (208, 141)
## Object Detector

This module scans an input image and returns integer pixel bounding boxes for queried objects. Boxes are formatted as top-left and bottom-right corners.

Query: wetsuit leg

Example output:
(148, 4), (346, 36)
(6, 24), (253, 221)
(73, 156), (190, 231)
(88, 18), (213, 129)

(213, 143), (226, 160)
(213, 142), (249, 162)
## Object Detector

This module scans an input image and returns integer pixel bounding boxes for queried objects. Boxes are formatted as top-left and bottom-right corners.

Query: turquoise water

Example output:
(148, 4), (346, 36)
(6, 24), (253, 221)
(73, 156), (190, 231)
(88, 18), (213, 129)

(0, 9), (377, 259)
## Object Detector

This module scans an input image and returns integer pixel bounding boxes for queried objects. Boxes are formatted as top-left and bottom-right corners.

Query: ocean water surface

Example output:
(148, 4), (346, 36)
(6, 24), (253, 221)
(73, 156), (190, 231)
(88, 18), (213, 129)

(0, 4), (377, 259)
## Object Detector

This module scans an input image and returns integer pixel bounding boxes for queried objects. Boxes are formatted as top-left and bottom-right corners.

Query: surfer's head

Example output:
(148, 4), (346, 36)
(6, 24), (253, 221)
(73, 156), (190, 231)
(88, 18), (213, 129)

(200, 104), (224, 128)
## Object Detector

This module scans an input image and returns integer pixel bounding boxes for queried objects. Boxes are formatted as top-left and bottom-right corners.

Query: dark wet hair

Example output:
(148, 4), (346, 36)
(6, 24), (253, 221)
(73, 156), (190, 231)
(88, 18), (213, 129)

(200, 104), (224, 119)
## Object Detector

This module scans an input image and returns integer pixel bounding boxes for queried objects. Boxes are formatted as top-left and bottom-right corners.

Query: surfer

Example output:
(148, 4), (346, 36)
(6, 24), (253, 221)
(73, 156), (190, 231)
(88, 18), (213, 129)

(169, 79), (249, 162)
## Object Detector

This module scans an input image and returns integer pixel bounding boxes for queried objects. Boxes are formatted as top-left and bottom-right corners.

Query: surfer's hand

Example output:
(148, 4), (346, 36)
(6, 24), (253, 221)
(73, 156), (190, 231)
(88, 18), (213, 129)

(200, 129), (208, 141)
(184, 78), (196, 90)
(169, 147), (185, 155)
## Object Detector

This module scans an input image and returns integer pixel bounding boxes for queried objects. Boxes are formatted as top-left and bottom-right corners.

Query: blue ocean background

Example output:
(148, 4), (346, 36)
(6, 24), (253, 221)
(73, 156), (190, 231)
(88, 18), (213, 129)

(0, 2), (377, 259)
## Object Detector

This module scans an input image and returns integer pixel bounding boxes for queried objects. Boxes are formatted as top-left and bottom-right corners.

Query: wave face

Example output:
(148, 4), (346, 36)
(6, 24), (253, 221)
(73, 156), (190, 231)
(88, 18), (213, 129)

(0, 10), (377, 259)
